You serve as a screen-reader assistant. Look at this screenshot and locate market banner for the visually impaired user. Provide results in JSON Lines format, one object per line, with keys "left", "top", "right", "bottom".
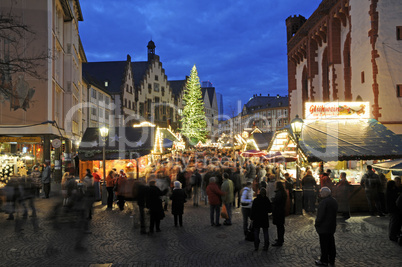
{"left": 305, "top": 102, "right": 369, "bottom": 119}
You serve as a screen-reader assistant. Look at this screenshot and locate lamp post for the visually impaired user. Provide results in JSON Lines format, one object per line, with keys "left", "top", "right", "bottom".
{"left": 290, "top": 114, "right": 304, "bottom": 215}
{"left": 99, "top": 126, "right": 109, "bottom": 205}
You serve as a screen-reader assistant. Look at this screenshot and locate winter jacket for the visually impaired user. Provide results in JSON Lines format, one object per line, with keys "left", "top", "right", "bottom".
{"left": 272, "top": 189, "right": 287, "bottom": 226}
{"left": 250, "top": 194, "right": 272, "bottom": 228}
{"left": 302, "top": 175, "right": 316, "bottom": 190}
{"left": 221, "top": 179, "right": 234, "bottom": 204}
{"left": 360, "top": 170, "right": 381, "bottom": 192}
{"left": 31, "top": 170, "right": 42, "bottom": 188}
{"left": 170, "top": 188, "right": 187, "bottom": 215}
{"left": 42, "top": 166, "right": 51, "bottom": 184}
{"left": 240, "top": 186, "right": 253, "bottom": 208}
{"left": 206, "top": 182, "right": 225, "bottom": 206}
{"left": 315, "top": 195, "right": 338, "bottom": 234}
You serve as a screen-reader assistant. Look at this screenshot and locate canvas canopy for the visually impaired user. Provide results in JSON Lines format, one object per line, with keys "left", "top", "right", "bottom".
{"left": 78, "top": 127, "right": 155, "bottom": 161}
{"left": 268, "top": 119, "right": 402, "bottom": 162}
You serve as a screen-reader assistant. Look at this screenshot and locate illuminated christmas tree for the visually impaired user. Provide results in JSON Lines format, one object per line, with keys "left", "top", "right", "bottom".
{"left": 180, "top": 65, "right": 208, "bottom": 145}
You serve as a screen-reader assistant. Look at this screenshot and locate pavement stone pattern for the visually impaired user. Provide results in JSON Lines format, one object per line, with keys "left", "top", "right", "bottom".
{"left": 1, "top": 193, "right": 401, "bottom": 267}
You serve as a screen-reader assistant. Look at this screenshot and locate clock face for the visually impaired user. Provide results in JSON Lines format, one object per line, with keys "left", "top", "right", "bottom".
{"left": 52, "top": 139, "right": 62, "bottom": 148}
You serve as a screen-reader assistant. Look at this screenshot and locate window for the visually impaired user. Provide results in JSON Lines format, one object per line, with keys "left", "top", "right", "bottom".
{"left": 105, "top": 110, "right": 110, "bottom": 120}
{"left": 361, "top": 71, "right": 365, "bottom": 83}
{"left": 148, "top": 84, "right": 152, "bottom": 94}
{"left": 284, "top": 109, "right": 288, "bottom": 116}
{"left": 104, "top": 81, "right": 108, "bottom": 87}
{"left": 105, "top": 97, "right": 110, "bottom": 105}
{"left": 397, "top": 26, "right": 402, "bottom": 40}
{"left": 139, "top": 103, "right": 144, "bottom": 116}
{"left": 161, "top": 86, "right": 165, "bottom": 96}
{"left": 126, "top": 85, "right": 129, "bottom": 92}
{"left": 154, "top": 83, "right": 160, "bottom": 92}
{"left": 397, "top": 84, "right": 402, "bottom": 97}
{"left": 99, "top": 94, "right": 104, "bottom": 102}
{"left": 155, "top": 75, "right": 159, "bottom": 81}
{"left": 91, "top": 107, "right": 96, "bottom": 116}
{"left": 91, "top": 89, "right": 97, "bottom": 99}
{"left": 124, "top": 99, "right": 127, "bottom": 107}
{"left": 128, "top": 100, "right": 131, "bottom": 109}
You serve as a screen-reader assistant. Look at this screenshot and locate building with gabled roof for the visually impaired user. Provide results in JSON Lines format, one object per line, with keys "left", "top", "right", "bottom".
{"left": 201, "top": 83, "right": 219, "bottom": 139}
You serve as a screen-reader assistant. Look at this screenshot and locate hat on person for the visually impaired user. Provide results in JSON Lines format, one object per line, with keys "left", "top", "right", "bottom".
{"left": 320, "top": 187, "right": 331, "bottom": 198}
{"left": 120, "top": 169, "right": 124, "bottom": 173}
{"left": 174, "top": 181, "right": 182, "bottom": 189}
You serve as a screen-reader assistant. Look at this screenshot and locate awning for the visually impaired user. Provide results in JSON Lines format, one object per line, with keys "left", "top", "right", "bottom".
{"left": 372, "top": 159, "right": 402, "bottom": 171}
{"left": 78, "top": 127, "right": 155, "bottom": 161}
{"left": 268, "top": 119, "right": 402, "bottom": 162}
{"left": 241, "top": 150, "right": 266, "bottom": 158}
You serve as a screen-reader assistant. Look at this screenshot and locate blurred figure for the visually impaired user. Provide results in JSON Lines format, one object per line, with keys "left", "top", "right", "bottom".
{"left": 105, "top": 170, "right": 115, "bottom": 209}
{"left": 42, "top": 162, "right": 51, "bottom": 198}
{"left": 272, "top": 181, "right": 287, "bottom": 247}
{"left": 221, "top": 172, "right": 234, "bottom": 225}
{"left": 206, "top": 177, "right": 225, "bottom": 227}
{"left": 360, "top": 165, "right": 384, "bottom": 216}
{"left": 115, "top": 169, "right": 128, "bottom": 211}
{"left": 191, "top": 168, "right": 202, "bottom": 207}
{"left": 83, "top": 169, "right": 95, "bottom": 220}
{"left": 386, "top": 179, "right": 402, "bottom": 242}
{"left": 241, "top": 181, "right": 254, "bottom": 236}
{"left": 170, "top": 181, "right": 187, "bottom": 227}
{"left": 31, "top": 166, "right": 42, "bottom": 198}
{"left": 147, "top": 180, "right": 167, "bottom": 233}
{"left": 284, "top": 173, "right": 295, "bottom": 214}
{"left": 231, "top": 165, "right": 242, "bottom": 208}
{"left": 137, "top": 179, "right": 149, "bottom": 234}
{"left": 266, "top": 174, "right": 276, "bottom": 202}
{"left": 335, "top": 172, "right": 353, "bottom": 220}
{"left": 250, "top": 188, "right": 272, "bottom": 251}
{"left": 92, "top": 168, "right": 101, "bottom": 201}
{"left": 302, "top": 170, "right": 317, "bottom": 213}
{"left": 61, "top": 172, "right": 70, "bottom": 206}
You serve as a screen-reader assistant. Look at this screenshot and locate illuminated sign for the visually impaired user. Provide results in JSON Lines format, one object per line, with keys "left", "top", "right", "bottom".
{"left": 305, "top": 102, "right": 370, "bottom": 119}
{"left": 0, "top": 137, "right": 42, "bottom": 143}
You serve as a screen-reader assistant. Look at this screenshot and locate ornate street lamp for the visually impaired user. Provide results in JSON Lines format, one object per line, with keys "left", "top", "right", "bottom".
{"left": 290, "top": 115, "right": 304, "bottom": 215}
{"left": 99, "top": 126, "right": 109, "bottom": 205}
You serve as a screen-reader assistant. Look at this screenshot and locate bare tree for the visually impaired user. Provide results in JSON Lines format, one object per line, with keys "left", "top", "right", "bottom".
{"left": 0, "top": 4, "right": 49, "bottom": 111}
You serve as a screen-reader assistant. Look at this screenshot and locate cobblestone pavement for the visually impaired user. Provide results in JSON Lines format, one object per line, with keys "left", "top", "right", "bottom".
{"left": 1, "top": 194, "right": 401, "bottom": 267}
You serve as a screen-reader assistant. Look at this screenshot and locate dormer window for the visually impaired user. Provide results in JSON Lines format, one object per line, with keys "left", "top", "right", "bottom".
{"left": 104, "top": 81, "right": 108, "bottom": 87}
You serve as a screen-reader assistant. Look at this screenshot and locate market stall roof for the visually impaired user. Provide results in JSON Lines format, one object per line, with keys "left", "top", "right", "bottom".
{"left": 78, "top": 127, "right": 155, "bottom": 161}
{"left": 268, "top": 119, "right": 402, "bottom": 162}
{"left": 372, "top": 159, "right": 402, "bottom": 171}
{"left": 252, "top": 132, "right": 274, "bottom": 151}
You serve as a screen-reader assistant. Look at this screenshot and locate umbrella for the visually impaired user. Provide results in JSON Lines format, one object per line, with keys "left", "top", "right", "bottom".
{"left": 240, "top": 150, "right": 266, "bottom": 158}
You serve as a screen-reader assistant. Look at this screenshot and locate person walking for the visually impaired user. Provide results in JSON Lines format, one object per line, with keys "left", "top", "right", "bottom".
{"left": 221, "top": 172, "right": 234, "bottom": 225}
{"left": 105, "top": 170, "right": 115, "bottom": 209}
{"left": 241, "top": 181, "right": 254, "bottom": 236}
{"left": 386, "top": 179, "right": 402, "bottom": 242}
{"left": 302, "top": 170, "right": 317, "bottom": 213}
{"left": 31, "top": 165, "right": 42, "bottom": 198}
{"left": 42, "top": 162, "right": 51, "bottom": 198}
{"left": 147, "top": 180, "right": 167, "bottom": 233}
{"left": 115, "top": 170, "right": 128, "bottom": 211}
{"left": 314, "top": 187, "right": 338, "bottom": 266}
{"left": 272, "top": 181, "right": 287, "bottom": 247}
{"left": 170, "top": 181, "right": 187, "bottom": 227}
{"left": 360, "top": 165, "right": 384, "bottom": 216}
{"left": 206, "top": 177, "right": 225, "bottom": 227}
{"left": 191, "top": 168, "right": 202, "bottom": 207}
{"left": 335, "top": 172, "right": 353, "bottom": 220}
{"left": 250, "top": 188, "right": 272, "bottom": 251}
{"left": 231, "top": 165, "right": 242, "bottom": 208}
{"left": 92, "top": 168, "right": 101, "bottom": 201}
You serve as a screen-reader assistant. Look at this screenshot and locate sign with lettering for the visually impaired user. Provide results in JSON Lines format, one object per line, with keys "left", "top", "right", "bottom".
{"left": 0, "top": 136, "right": 42, "bottom": 143}
{"left": 305, "top": 102, "right": 370, "bottom": 119}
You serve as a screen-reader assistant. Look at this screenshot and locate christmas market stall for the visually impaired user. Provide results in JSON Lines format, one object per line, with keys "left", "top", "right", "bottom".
{"left": 268, "top": 102, "right": 402, "bottom": 211}
{"left": 78, "top": 126, "right": 156, "bottom": 179}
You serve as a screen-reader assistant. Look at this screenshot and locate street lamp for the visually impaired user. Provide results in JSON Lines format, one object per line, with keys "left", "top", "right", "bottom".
{"left": 290, "top": 114, "right": 304, "bottom": 215}
{"left": 100, "top": 126, "right": 109, "bottom": 205}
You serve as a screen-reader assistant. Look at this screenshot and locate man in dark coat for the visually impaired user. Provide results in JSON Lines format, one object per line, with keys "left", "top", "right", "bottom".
{"left": 147, "top": 180, "right": 168, "bottom": 233}
{"left": 360, "top": 165, "right": 384, "bottom": 216}
{"left": 42, "top": 162, "right": 51, "bottom": 198}
{"left": 250, "top": 188, "right": 272, "bottom": 251}
{"left": 315, "top": 187, "right": 338, "bottom": 266}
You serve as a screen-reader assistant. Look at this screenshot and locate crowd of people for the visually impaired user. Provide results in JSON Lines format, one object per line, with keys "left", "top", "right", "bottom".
{"left": 2, "top": 149, "right": 402, "bottom": 262}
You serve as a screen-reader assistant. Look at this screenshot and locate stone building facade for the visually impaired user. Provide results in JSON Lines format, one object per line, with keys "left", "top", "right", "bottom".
{"left": 287, "top": 0, "right": 402, "bottom": 134}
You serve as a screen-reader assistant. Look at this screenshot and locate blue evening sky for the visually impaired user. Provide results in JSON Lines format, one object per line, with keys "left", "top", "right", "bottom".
{"left": 79, "top": 0, "right": 321, "bottom": 117}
